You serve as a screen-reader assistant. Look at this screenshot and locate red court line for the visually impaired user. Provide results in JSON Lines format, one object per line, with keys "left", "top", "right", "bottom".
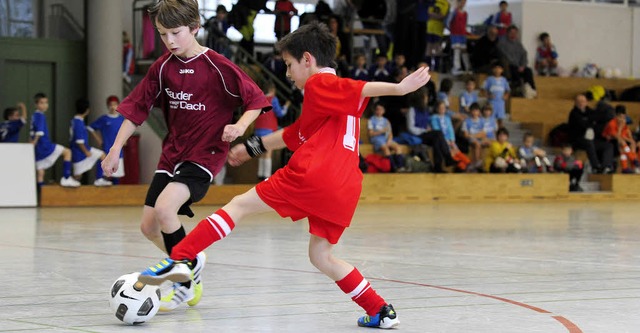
{"left": 372, "top": 278, "right": 583, "bottom": 333}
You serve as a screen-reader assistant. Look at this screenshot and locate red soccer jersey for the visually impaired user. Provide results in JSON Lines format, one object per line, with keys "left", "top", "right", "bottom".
{"left": 254, "top": 96, "right": 278, "bottom": 132}
{"left": 449, "top": 9, "right": 468, "bottom": 36}
{"left": 256, "top": 69, "right": 369, "bottom": 227}
{"left": 118, "top": 49, "right": 271, "bottom": 180}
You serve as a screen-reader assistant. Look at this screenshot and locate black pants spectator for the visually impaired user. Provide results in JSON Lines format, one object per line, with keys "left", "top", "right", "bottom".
{"left": 419, "top": 130, "right": 454, "bottom": 172}
{"left": 572, "top": 138, "right": 614, "bottom": 172}
{"left": 507, "top": 65, "right": 536, "bottom": 90}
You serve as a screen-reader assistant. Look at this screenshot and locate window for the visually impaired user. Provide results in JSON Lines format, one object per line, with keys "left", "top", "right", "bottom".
{"left": 0, "top": 0, "right": 34, "bottom": 38}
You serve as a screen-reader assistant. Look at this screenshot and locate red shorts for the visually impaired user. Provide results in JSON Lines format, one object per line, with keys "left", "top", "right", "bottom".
{"left": 256, "top": 180, "right": 346, "bottom": 244}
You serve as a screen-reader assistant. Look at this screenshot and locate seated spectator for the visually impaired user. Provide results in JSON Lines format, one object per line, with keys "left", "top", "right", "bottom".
{"left": 518, "top": 132, "right": 552, "bottom": 173}
{"left": 535, "top": 32, "right": 558, "bottom": 76}
{"left": 328, "top": 15, "right": 350, "bottom": 77}
{"left": 471, "top": 25, "right": 501, "bottom": 75}
{"left": 404, "top": 88, "right": 455, "bottom": 172}
{"left": 462, "top": 103, "right": 490, "bottom": 171}
{"left": 204, "top": 5, "right": 232, "bottom": 58}
{"left": 350, "top": 54, "right": 370, "bottom": 81}
{"left": 432, "top": 100, "right": 471, "bottom": 171}
{"left": 554, "top": 143, "right": 584, "bottom": 192}
{"left": 497, "top": 25, "right": 537, "bottom": 98}
{"left": 389, "top": 54, "right": 406, "bottom": 75}
{"left": 481, "top": 103, "right": 498, "bottom": 141}
{"left": 484, "top": 127, "right": 521, "bottom": 173}
{"left": 368, "top": 102, "right": 403, "bottom": 158}
{"left": 1, "top": 102, "right": 27, "bottom": 143}
{"left": 568, "top": 94, "right": 614, "bottom": 173}
{"left": 459, "top": 78, "right": 479, "bottom": 116}
{"left": 369, "top": 54, "right": 392, "bottom": 82}
{"left": 602, "top": 105, "right": 639, "bottom": 173}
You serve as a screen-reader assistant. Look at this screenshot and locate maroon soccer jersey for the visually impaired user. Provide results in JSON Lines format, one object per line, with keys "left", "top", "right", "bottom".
{"left": 256, "top": 69, "right": 369, "bottom": 227}
{"left": 118, "top": 49, "right": 270, "bottom": 179}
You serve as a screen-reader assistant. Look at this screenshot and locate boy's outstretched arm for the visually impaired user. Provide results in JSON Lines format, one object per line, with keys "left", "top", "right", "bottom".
{"left": 227, "top": 129, "right": 287, "bottom": 167}
{"left": 361, "top": 66, "right": 431, "bottom": 98}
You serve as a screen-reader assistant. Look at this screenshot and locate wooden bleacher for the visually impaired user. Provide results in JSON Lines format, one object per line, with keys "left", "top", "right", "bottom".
{"left": 533, "top": 76, "right": 640, "bottom": 100}
{"left": 39, "top": 172, "right": 640, "bottom": 207}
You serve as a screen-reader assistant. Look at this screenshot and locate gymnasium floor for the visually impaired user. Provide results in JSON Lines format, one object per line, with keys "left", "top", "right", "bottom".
{"left": 0, "top": 202, "right": 638, "bottom": 332}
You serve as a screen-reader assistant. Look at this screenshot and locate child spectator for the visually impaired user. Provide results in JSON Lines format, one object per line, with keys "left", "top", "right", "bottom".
{"left": 204, "top": 5, "right": 232, "bottom": 58}
{"left": 1, "top": 102, "right": 27, "bottom": 143}
{"left": 461, "top": 103, "right": 489, "bottom": 170}
{"left": 426, "top": 0, "right": 450, "bottom": 70}
{"left": 437, "top": 78, "right": 453, "bottom": 110}
{"left": 448, "top": 0, "right": 471, "bottom": 75}
{"left": 370, "top": 54, "right": 392, "bottom": 82}
{"left": 122, "top": 31, "right": 135, "bottom": 84}
{"left": 368, "top": 103, "right": 402, "bottom": 157}
{"left": 389, "top": 54, "right": 406, "bottom": 75}
{"left": 137, "top": 22, "right": 433, "bottom": 329}
{"left": 602, "top": 105, "right": 639, "bottom": 173}
{"left": 554, "top": 143, "right": 584, "bottom": 192}
{"left": 459, "top": 78, "right": 479, "bottom": 116}
{"left": 518, "top": 132, "right": 552, "bottom": 173}
{"left": 431, "top": 101, "right": 470, "bottom": 171}
{"left": 254, "top": 81, "right": 289, "bottom": 180}
{"left": 274, "top": 0, "right": 298, "bottom": 40}
{"left": 88, "top": 95, "right": 125, "bottom": 184}
{"left": 482, "top": 63, "right": 510, "bottom": 128}
{"left": 484, "top": 127, "right": 520, "bottom": 173}
{"left": 71, "top": 98, "right": 112, "bottom": 186}
{"left": 350, "top": 54, "right": 370, "bottom": 81}
{"left": 482, "top": 104, "right": 498, "bottom": 141}
{"left": 535, "top": 32, "right": 558, "bottom": 76}
{"left": 490, "top": 1, "right": 512, "bottom": 37}
{"left": 30, "top": 92, "right": 79, "bottom": 188}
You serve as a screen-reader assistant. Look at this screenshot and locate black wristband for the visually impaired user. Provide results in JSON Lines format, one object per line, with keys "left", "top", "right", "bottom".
{"left": 244, "top": 135, "right": 267, "bottom": 158}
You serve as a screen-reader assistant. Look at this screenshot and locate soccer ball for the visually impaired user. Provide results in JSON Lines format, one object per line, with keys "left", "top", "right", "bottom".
{"left": 109, "top": 272, "right": 161, "bottom": 325}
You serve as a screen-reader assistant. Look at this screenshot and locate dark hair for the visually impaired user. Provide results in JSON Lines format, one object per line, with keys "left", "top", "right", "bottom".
{"left": 506, "top": 25, "right": 518, "bottom": 33}
{"left": 523, "top": 132, "right": 534, "bottom": 140}
{"left": 148, "top": 0, "right": 200, "bottom": 31}
{"left": 439, "top": 78, "right": 453, "bottom": 94}
{"left": 499, "top": 1, "right": 508, "bottom": 6}
{"left": 216, "top": 4, "right": 228, "bottom": 14}
{"left": 75, "top": 98, "right": 90, "bottom": 115}
{"left": 561, "top": 142, "right": 573, "bottom": 149}
{"left": 615, "top": 105, "right": 627, "bottom": 115}
{"left": 260, "top": 80, "right": 276, "bottom": 94}
{"left": 465, "top": 77, "right": 476, "bottom": 84}
{"left": 497, "top": 127, "right": 509, "bottom": 137}
{"left": 408, "top": 87, "right": 429, "bottom": 109}
{"left": 3, "top": 107, "right": 18, "bottom": 120}
{"left": 482, "top": 104, "right": 493, "bottom": 112}
{"left": 538, "top": 32, "right": 550, "bottom": 42}
{"left": 275, "top": 21, "right": 336, "bottom": 68}
{"left": 34, "top": 92, "right": 47, "bottom": 104}
{"left": 469, "top": 102, "right": 480, "bottom": 111}
{"left": 490, "top": 60, "right": 503, "bottom": 69}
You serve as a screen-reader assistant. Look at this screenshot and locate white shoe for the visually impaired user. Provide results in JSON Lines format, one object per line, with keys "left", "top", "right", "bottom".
{"left": 60, "top": 177, "right": 81, "bottom": 187}
{"left": 159, "top": 282, "right": 195, "bottom": 311}
{"left": 523, "top": 83, "right": 537, "bottom": 99}
{"left": 93, "top": 178, "right": 113, "bottom": 186}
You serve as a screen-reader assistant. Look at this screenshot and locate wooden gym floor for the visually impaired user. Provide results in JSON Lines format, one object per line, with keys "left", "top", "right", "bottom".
{"left": 0, "top": 202, "right": 638, "bottom": 332}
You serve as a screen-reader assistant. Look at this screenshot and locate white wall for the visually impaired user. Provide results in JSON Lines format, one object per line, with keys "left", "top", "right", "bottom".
{"left": 633, "top": 7, "right": 640, "bottom": 79}
{"left": 0, "top": 144, "right": 37, "bottom": 207}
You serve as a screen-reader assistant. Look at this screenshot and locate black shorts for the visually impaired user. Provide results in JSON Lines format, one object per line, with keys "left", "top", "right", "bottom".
{"left": 144, "top": 162, "right": 211, "bottom": 218}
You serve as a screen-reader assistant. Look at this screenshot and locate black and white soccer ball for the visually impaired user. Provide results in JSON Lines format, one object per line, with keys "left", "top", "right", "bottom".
{"left": 109, "top": 272, "right": 161, "bottom": 325}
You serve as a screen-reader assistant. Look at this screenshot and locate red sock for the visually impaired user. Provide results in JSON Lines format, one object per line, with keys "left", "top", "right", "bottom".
{"left": 170, "top": 209, "right": 235, "bottom": 260}
{"left": 336, "top": 268, "right": 387, "bottom": 316}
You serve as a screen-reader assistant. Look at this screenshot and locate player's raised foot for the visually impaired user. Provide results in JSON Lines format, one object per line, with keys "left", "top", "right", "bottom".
{"left": 187, "top": 252, "right": 206, "bottom": 307}
{"left": 60, "top": 177, "right": 81, "bottom": 187}
{"left": 357, "top": 304, "right": 399, "bottom": 329}
{"left": 138, "top": 258, "right": 191, "bottom": 285}
{"left": 159, "top": 282, "right": 194, "bottom": 311}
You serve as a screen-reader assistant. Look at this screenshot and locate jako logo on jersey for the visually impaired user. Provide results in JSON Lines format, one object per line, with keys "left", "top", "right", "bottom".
{"left": 179, "top": 68, "right": 195, "bottom": 74}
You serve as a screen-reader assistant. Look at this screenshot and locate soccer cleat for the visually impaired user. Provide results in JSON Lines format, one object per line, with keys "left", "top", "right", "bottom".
{"left": 187, "top": 252, "right": 206, "bottom": 307}
{"left": 159, "top": 282, "right": 194, "bottom": 311}
{"left": 138, "top": 258, "right": 191, "bottom": 285}
{"left": 357, "top": 304, "right": 399, "bottom": 329}
{"left": 60, "top": 177, "right": 81, "bottom": 187}
{"left": 93, "top": 178, "right": 113, "bottom": 186}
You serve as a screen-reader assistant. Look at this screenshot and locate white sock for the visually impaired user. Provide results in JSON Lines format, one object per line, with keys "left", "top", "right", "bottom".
{"left": 453, "top": 48, "right": 461, "bottom": 70}
{"left": 258, "top": 158, "right": 265, "bottom": 178}
{"left": 462, "top": 52, "right": 471, "bottom": 71}
{"left": 264, "top": 158, "right": 272, "bottom": 177}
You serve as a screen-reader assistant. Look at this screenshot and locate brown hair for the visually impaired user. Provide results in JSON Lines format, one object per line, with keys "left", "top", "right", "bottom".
{"left": 148, "top": 0, "right": 200, "bottom": 31}
{"left": 275, "top": 21, "right": 336, "bottom": 68}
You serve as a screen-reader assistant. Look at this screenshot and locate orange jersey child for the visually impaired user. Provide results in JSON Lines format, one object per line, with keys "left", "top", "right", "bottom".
{"left": 602, "top": 106, "right": 638, "bottom": 173}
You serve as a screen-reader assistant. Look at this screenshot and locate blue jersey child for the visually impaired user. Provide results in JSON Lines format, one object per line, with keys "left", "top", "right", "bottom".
{"left": 89, "top": 95, "right": 125, "bottom": 183}
{"left": 1, "top": 102, "right": 27, "bottom": 143}
{"left": 71, "top": 98, "right": 112, "bottom": 186}
{"left": 482, "top": 63, "right": 510, "bottom": 127}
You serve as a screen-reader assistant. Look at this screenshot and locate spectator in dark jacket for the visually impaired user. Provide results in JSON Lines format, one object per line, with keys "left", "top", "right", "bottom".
{"left": 567, "top": 94, "right": 614, "bottom": 173}
{"left": 471, "top": 25, "right": 502, "bottom": 74}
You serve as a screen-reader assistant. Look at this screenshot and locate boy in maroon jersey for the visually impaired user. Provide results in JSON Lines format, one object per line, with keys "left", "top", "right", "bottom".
{"left": 138, "top": 22, "right": 431, "bottom": 329}
{"left": 102, "top": 0, "right": 271, "bottom": 311}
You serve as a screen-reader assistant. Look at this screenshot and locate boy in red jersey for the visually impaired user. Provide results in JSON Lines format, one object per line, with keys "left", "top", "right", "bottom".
{"left": 102, "top": 0, "right": 271, "bottom": 311}
{"left": 138, "top": 21, "right": 431, "bottom": 329}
